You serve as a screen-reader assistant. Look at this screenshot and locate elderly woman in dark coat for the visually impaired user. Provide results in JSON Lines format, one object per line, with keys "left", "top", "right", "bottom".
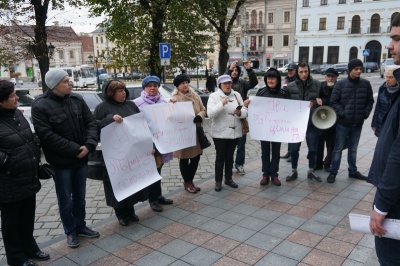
{"left": 0, "top": 80, "right": 49, "bottom": 266}
{"left": 90, "top": 80, "right": 147, "bottom": 226}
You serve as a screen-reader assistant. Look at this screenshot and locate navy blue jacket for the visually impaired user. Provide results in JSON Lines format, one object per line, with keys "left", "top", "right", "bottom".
{"left": 367, "top": 68, "right": 400, "bottom": 219}
{"left": 330, "top": 76, "right": 374, "bottom": 126}
{"left": 371, "top": 82, "right": 399, "bottom": 137}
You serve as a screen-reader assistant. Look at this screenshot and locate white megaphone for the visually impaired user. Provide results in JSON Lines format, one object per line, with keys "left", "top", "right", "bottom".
{"left": 311, "top": 106, "right": 337, "bottom": 130}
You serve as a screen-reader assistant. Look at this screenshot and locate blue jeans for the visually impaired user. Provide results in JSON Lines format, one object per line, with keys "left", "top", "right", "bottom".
{"left": 54, "top": 164, "right": 88, "bottom": 234}
{"left": 261, "top": 141, "right": 281, "bottom": 178}
{"left": 235, "top": 134, "right": 247, "bottom": 166}
{"left": 330, "top": 124, "right": 362, "bottom": 174}
{"left": 290, "top": 125, "right": 320, "bottom": 169}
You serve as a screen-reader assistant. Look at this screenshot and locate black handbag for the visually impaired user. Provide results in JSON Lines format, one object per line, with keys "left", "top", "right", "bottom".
{"left": 197, "top": 125, "right": 211, "bottom": 149}
{"left": 39, "top": 163, "right": 55, "bottom": 180}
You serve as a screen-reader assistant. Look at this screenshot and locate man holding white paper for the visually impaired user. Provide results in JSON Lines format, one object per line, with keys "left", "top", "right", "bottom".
{"left": 368, "top": 13, "right": 400, "bottom": 266}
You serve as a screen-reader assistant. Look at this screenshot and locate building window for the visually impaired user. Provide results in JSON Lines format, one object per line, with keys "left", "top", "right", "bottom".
{"left": 251, "top": 10, "right": 257, "bottom": 28}
{"left": 319, "top": 18, "right": 327, "bottom": 30}
{"left": 236, "top": 14, "right": 241, "bottom": 26}
{"left": 236, "top": 37, "right": 241, "bottom": 47}
{"left": 327, "top": 46, "right": 339, "bottom": 64}
{"left": 312, "top": 46, "right": 324, "bottom": 64}
{"left": 283, "top": 35, "right": 289, "bottom": 46}
{"left": 69, "top": 50, "right": 74, "bottom": 59}
{"left": 303, "top": 0, "right": 309, "bottom": 7}
{"left": 97, "top": 50, "right": 100, "bottom": 57}
{"left": 301, "top": 19, "right": 308, "bottom": 31}
{"left": 250, "top": 36, "right": 257, "bottom": 50}
{"left": 95, "top": 37, "right": 98, "bottom": 44}
{"left": 351, "top": 15, "right": 361, "bottom": 34}
{"left": 299, "top": 47, "right": 309, "bottom": 63}
{"left": 267, "top": 36, "right": 273, "bottom": 47}
{"left": 259, "top": 11, "right": 263, "bottom": 25}
{"left": 258, "top": 36, "right": 263, "bottom": 48}
{"left": 284, "top": 11, "right": 290, "bottom": 23}
{"left": 268, "top": 13, "right": 273, "bottom": 24}
{"left": 58, "top": 50, "right": 64, "bottom": 59}
{"left": 370, "top": 13, "right": 380, "bottom": 33}
{"left": 321, "top": 0, "right": 328, "bottom": 5}
{"left": 100, "top": 37, "right": 103, "bottom": 44}
{"left": 349, "top": 47, "right": 358, "bottom": 61}
{"left": 337, "top": 16, "right": 345, "bottom": 29}
{"left": 339, "top": 0, "right": 346, "bottom": 3}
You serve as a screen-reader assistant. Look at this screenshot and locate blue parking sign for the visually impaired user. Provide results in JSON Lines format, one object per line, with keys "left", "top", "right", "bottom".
{"left": 159, "top": 43, "right": 171, "bottom": 59}
{"left": 363, "top": 49, "right": 370, "bottom": 57}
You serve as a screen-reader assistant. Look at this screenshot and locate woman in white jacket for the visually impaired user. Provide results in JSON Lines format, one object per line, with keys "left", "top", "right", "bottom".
{"left": 207, "top": 75, "right": 248, "bottom": 192}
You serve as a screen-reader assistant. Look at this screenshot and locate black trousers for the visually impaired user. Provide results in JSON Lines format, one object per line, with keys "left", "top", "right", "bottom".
{"left": 213, "top": 138, "right": 239, "bottom": 183}
{"left": 148, "top": 165, "right": 163, "bottom": 203}
{"left": 1, "top": 194, "right": 40, "bottom": 266}
{"left": 316, "top": 127, "right": 336, "bottom": 167}
{"left": 179, "top": 155, "right": 201, "bottom": 182}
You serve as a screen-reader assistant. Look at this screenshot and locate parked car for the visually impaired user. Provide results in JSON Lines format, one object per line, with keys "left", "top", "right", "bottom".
{"left": 72, "top": 91, "right": 104, "bottom": 114}
{"left": 98, "top": 73, "right": 112, "bottom": 84}
{"left": 363, "top": 62, "right": 379, "bottom": 73}
{"left": 131, "top": 71, "right": 144, "bottom": 80}
{"left": 16, "top": 88, "right": 35, "bottom": 132}
{"left": 321, "top": 63, "right": 349, "bottom": 75}
{"left": 277, "top": 64, "right": 289, "bottom": 74}
{"left": 9, "top": 78, "right": 23, "bottom": 86}
{"left": 311, "top": 64, "right": 333, "bottom": 74}
{"left": 380, "top": 58, "right": 400, "bottom": 78}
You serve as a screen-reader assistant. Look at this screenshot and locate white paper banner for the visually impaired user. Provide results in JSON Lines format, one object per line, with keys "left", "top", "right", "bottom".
{"left": 349, "top": 213, "right": 400, "bottom": 240}
{"left": 100, "top": 113, "right": 161, "bottom": 202}
{"left": 248, "top": 97, "right": 310, "bottom": 143}
{"left": 143, "top": 102, "right": 196, "bottom": 153}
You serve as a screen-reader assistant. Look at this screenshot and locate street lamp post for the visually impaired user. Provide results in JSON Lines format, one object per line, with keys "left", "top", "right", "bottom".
{"left": 88, "top": 54, "right": 101, "bottom": 91}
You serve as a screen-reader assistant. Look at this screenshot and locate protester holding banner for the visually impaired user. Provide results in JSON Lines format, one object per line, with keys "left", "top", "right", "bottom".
{"left": 170, "top": 74, "right": 207, "bottom": 193}
{"left": 244, "top": 68, "right": 287, "bottom": 186}
{"left": 92, "top": 80, "right": 148, "bottom": 226}
{"left": 207, "top": 74, "right": 248, "bottom": 192}
{"left": 133, "top": 76, "right": 174, "bottom": 212}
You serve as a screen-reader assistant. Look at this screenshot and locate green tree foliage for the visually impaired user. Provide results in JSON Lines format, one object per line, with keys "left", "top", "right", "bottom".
{"left": 85, "top": 0, "right": 214, "bottom": 78}
{"left": 0, "top": 0, "right": 82, "bottom": 91}
{"left": 196, "top": 0, "right": 245, "bottom": 75}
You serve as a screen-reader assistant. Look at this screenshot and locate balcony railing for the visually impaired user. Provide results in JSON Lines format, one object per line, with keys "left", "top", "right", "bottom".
{"left": 367, "top": 26, "right": 381, "bottom": 34}
{"left": 349, "top": 27, "right": 361, "bottom": 34}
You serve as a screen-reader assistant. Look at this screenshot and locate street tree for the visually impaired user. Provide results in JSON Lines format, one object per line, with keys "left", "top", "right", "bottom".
{"left": 85, "top": 0, "right": 214, "bottom": 78}
{"left": 0, "top": 0, "right": 82, "bottom": 92}
{"left": 196, "top": 0, "right": 245, "bottom": 75}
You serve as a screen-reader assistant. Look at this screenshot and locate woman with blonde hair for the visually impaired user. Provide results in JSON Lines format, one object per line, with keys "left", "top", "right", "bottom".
{"left": 170, "top": 74, "right": 206, "bottom": 193}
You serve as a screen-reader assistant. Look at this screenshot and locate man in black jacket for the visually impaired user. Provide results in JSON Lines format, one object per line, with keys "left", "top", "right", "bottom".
{"left": 32, "top": 69, "right": 99, "bottom": 248}
{"left": 369, "top": 14, "right": 400, "bottom": 265}
{"left": 225, "top": 61, "right": 258, "bottom": 175}
{"left": 327, "top": 59, "right": 374, "bottom": 183}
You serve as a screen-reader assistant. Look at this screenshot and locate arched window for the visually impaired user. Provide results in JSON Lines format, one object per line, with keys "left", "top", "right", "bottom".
{"left": 246, "top": 12, "right": 249, "bottom": 28}
{"left": 251, "top": 10, "right": 257, "bottom": 28}
{"left": 236, "top": 14, "right": 241, "bottom": 26}
{"left": 391, "top": 12, "right": 400, "bottom": 28}
{"left": 349, "top": 47, "right": 358, "bottom": 61}
{"left": 259, "top": 11, "right": 263, "bottom": 25}
{"left": 370, "top": 14, "right": 380, "bottom": 33}
{"left": 351, "top": 15, "right": 361, "bottom": 34}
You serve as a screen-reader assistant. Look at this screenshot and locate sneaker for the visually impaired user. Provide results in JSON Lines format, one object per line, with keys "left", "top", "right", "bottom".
{"left": 225, "top": 179, "right": 238, "bottom": 188}
{"left": 307, "top": 171, "right": 322, "bottom": 182}
{"left": 349, "top": 171, "right": 367, "bottom": 180}
{"left": 235, "top": 164, "right": 245, "bottom": 175}
{"left": 272, "top": 177, "right": 281, "bottom": 186}
{"left": 77, "top": 226, "right": 100, "bottom": 238}
{"left": 286, "top": 171, "right": 298, "bottom": 182}
{"left": 260, "top": 176, "right": 270, "bottom": 185}
{"left": 324, "top": 165, "right": 331, "bottom": 172}
{"left": 280, "top": 152, "right": 290, "bottom": 159}
{"left": 327, "top": 173, "right": 336, "bottom": 183}
{"left": 67, "top": 232, "right": 79, "bottom": 248}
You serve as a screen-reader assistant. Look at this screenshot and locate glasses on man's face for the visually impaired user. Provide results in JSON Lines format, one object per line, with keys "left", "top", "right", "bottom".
{"left": 386, "top": 76, "right": 395, "bottom": 80}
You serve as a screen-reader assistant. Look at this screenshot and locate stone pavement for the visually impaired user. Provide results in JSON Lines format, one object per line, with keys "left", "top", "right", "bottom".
{"left": 0, "top": 115, "right": 381, "bottom": 265}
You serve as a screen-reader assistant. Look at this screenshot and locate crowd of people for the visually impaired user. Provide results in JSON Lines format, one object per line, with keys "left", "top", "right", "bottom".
{"left": 2, "top": 14, "right": 400, "bottom": 266}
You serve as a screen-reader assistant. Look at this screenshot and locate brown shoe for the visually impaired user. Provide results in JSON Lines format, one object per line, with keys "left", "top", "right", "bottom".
{"left": 183, "top": 182, "right": 197, "bottom": 193}
{"left": 191, "top": 181, "right": 201, "bottom": 192}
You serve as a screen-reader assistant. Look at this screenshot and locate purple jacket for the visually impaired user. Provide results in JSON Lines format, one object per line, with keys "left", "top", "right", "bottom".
{"left": 133, "top": 93, "right": 173, "bottom": 164}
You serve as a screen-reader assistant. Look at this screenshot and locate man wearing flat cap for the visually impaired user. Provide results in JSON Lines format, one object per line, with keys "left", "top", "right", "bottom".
{"left": 315, "top": 68, "right": 339, "bottom": 175}
{"left": 32, "top": 69, "right": 99, "bottom": 248}
{"left": 327, "top": 59, "right": 374, "bottom": 183}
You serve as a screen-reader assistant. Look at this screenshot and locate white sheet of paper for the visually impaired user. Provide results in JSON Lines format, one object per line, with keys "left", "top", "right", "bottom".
{"left": 248, "top": 97, "right": 310, "bottom": 142}
{"left": 349, "top": 213, "right": 400, "bottom": 240}
{"left": 143, "top": 102, "right": 196, "bottom": 153}
{"left": 100, "top": 113, "right": 161, "bottom": 202}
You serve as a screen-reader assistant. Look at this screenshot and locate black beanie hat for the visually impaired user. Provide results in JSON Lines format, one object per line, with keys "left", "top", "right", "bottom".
{"left": 348, "top": 59, "right": 363, "bottom": 73}
{"left": 173, "top": 74, "right": 191, "bottom": 87}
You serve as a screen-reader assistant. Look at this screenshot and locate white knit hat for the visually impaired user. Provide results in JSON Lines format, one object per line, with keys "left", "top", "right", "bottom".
{"left": 45, "top": 69, "right": 69, "bottom": 90}
{"left": 217, "top": 74, "right": 232, "bottom": 86}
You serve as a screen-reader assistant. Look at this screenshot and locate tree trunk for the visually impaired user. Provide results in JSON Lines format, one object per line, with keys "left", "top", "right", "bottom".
{"left": 218, "top": 33, "right": 230, "bottom": 76}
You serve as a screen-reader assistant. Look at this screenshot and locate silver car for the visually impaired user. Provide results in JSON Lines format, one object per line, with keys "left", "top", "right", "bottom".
{"left": 380, "top": 58, "right": 400, "bottom": 78}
